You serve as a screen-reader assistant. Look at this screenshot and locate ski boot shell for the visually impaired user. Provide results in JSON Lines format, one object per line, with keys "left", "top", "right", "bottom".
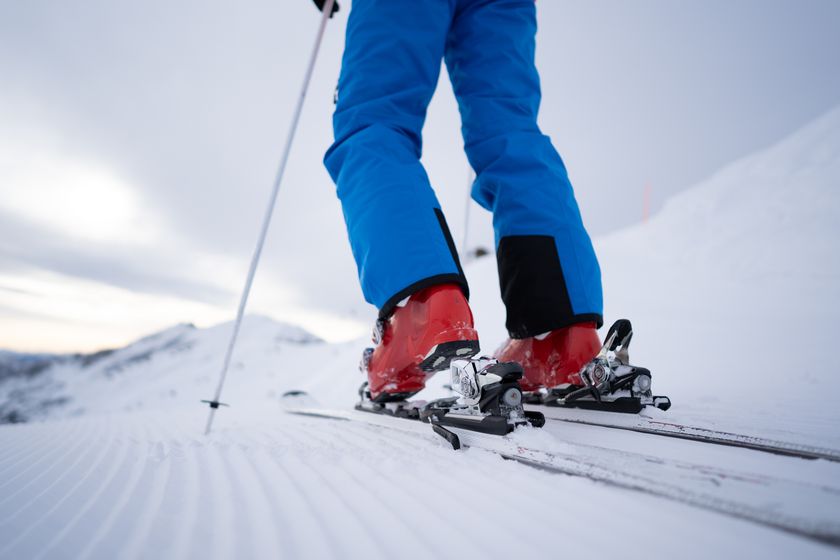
{"left": 494, "top": 322, "right": 601, "bottom": 392}
{"left": 361, "top": 283, "right": 479, "bottom": 402}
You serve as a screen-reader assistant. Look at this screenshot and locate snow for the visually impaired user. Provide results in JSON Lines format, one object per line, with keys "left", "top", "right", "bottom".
{"left": 4, "top": 409, "right": 836, "bottom": 560}
{"left": 2, "top": 107, "right": 840, "bottom": 558}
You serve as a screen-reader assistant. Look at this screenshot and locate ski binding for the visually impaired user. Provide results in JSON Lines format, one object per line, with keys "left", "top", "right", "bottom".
{"left": 539, "top": 319, "right": 672, "bottom": 413}
{"left": 357, "top": 357, "right": 544, "bottom": 449}
{"left": 422, "top": 357, "right": 545, "bottom": 437}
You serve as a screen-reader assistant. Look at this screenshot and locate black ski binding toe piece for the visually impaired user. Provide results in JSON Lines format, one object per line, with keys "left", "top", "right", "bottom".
{"left": 355, "top": 358, "right": 544, "bottom": 450}
{"left": 420, "top": 358, "right": 545, "bottom": 444}
{"left": 544, "top": 319, "right": 671, "bottom": 413}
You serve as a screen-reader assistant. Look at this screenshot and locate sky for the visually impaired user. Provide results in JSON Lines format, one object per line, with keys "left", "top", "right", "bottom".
{"left": 1, "top": 0, "right": 839, "bottom": 352}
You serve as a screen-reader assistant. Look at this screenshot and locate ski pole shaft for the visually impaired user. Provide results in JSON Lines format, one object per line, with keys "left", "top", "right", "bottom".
{"left": 204, "top": 0, "right": 336, "bottom": 435}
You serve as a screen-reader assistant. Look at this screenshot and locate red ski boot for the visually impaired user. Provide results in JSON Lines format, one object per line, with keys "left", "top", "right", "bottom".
{"left": 362, "top": 284, "right": 480, "bottom": 402}
{"left": 494, "top": 321, "right": 601, "bottom": 393}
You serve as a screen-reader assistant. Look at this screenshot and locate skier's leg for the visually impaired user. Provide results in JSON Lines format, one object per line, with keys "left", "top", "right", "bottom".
{"left": 324, "top": 0, "right": 467, "bottom": 320}
{"left": 325, "top": 1, "right": 478, "bottom": 402}
{"left": 445, "top": 0, "right": 602, "bottom": 388}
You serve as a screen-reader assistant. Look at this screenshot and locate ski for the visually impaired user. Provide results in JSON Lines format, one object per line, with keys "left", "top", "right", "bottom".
{"left": 283, "top": 403, "right": 840, "bottom": 549}
{"left": 531, "top": 405, "right": 840, "bottom": 463}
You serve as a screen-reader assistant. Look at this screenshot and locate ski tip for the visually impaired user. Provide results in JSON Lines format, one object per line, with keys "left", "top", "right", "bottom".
{"left": 279, "top": 390, "right": 319, "bottom": 408}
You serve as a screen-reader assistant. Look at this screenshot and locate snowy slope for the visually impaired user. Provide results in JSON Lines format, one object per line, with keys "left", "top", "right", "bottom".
{"left": 5, "top": 407, "right": 839, "bottom": 560}
{"left": 2, "top": 107, "right": 840, "bottom": 559}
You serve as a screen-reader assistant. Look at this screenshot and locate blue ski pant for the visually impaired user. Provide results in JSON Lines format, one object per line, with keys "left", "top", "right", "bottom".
{"left": 324, "top": 0, "right": 603, "bottom": 337}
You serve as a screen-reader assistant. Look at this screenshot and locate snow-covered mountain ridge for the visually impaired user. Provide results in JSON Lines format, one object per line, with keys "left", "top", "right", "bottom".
{"left": 0, "top": 316, "right": 322, "bottom": 423}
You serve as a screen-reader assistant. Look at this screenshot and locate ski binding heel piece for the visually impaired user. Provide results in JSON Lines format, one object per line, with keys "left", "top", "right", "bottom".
{"left": 421, "top": 357, "right": 545, "bottom": 442}
{"left": 355, "top": 381, "right": 424, "bottom": 419}
{"left": 546, "top": 319, "right": 672, "bottom": 413}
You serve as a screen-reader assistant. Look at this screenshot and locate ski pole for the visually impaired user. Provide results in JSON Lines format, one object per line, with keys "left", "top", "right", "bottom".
{"left": 203, "top": 0, "right": 337, "bottom": 435}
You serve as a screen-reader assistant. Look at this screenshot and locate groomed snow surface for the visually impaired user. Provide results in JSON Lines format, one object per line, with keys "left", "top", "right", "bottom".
{"left": 2, "top": 107, "right": 840, "bottom": 559}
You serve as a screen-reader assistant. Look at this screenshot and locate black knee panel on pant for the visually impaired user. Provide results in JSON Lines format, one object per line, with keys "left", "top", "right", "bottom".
{"left": 497, "top": 235, "right": 602, "bottom": 339}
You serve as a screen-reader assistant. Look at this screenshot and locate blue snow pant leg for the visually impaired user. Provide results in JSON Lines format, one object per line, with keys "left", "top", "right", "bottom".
{"left": 324, "top": 0, "right": 467, "bottom": 319}
{"left": 445, "top": 0, "right": 603, "bottom": 337}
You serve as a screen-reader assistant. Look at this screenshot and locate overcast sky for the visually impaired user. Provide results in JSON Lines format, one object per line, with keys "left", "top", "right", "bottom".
{"left": 1, "top": 0, "right": 839, "bottom": 352}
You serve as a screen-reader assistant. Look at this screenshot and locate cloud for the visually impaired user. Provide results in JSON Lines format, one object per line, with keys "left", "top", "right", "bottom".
{"left": 0, "top": 208, "right": 232, "bottom": 305}
{"left": 0, "top": 262, "right": 228, "bottom": 350}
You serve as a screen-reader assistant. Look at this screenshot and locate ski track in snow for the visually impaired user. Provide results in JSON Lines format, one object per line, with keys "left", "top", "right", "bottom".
{"left": 0, "top": 418, "right": 98, "bottom": 526}
{"left": 32, "top": 423, "right": 130, "bottom": 560}
{"left": 76, "top": 420, "right": 151, "bottom": 560}
{"left": 3, "top": 420, "right": 115, "bottom": 556}
{"left": 164, "top": 437, "right": 201, "bottom": 560}
{"left": 315, "top": 424, "right": 497, "bottom": 557}
{"left": 119, "top": 426, "right": 174, "bottom": 560}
